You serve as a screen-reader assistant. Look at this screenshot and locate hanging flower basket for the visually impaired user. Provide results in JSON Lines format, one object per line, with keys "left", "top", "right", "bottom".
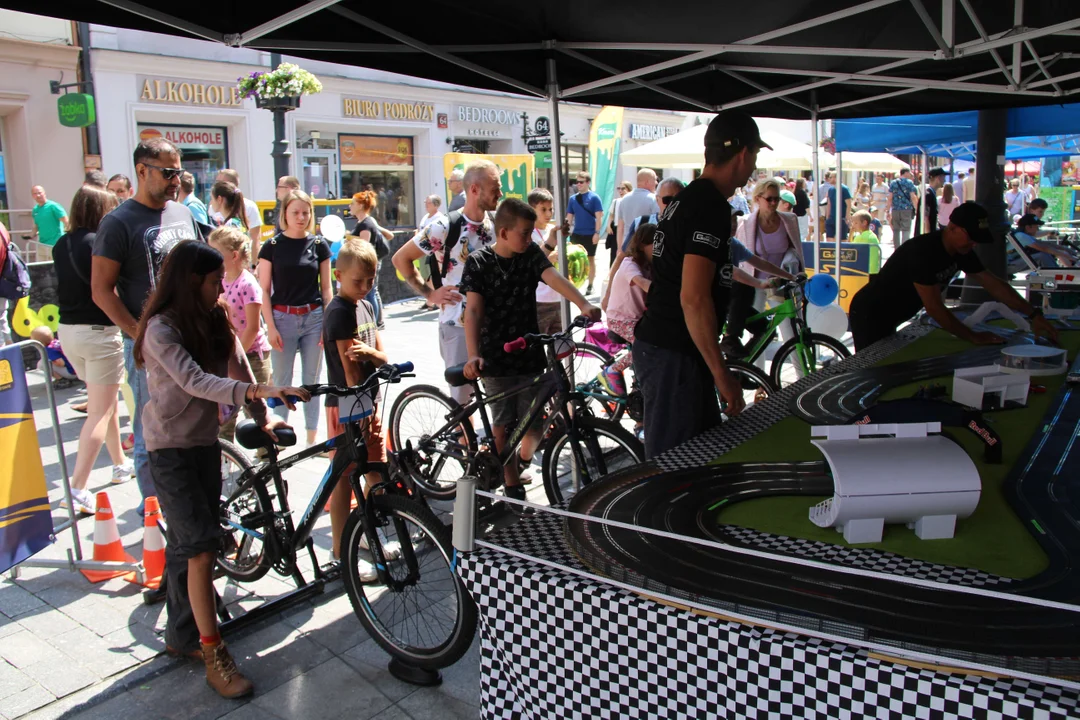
{"left": 255, "top": 95, "right": 302, "bottom": 111}
{"left": 238, "top": 62, "right": 322, "bottom": 111}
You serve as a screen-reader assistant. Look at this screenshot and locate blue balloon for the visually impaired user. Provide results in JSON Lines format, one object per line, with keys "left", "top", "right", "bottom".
{"left": 806, "top": 273, "right": 839, "bottom": 307}
{"left": 330, "top": 240, "right": 342, "bottom": 260}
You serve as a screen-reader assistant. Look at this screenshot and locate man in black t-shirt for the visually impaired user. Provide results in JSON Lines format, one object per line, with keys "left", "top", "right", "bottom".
{"left": 914, "top": 166, "right": 946, "bottom": 233}
{"left": 848, "top": 201, "right": 1059, "bottom": 351}
{"left": 634, "top": 111, "right": 772, "bottom": 459}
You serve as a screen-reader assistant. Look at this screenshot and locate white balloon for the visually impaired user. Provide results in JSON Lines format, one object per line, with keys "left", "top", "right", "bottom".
{"left": 807, "top": 302, "right": 849, "bottom": 341}
{"left": 319, "top": 214, "right": 346, "bottom": 243}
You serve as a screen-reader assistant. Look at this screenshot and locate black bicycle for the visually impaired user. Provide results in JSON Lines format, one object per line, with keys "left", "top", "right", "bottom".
{"left": 217, "top": 362, "right": 477, "bottom": 670}
{"left": 389, "top": 317, "right": 645, "bottom": 506}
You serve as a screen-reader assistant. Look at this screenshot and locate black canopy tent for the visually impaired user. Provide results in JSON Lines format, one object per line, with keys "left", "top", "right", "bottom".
{"left": 15, "top": 0, "right": 1080, "bottom": 299}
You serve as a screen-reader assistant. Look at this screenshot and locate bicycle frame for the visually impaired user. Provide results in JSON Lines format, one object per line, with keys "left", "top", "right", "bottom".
{"left": 419, "top": 344, "right": 590, "bottom": 474}
{"left": 223, "top": 418, "right": 388, "bottom": 560}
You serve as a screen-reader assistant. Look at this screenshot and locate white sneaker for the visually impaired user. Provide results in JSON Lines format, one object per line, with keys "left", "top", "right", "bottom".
{"left": 355, "top": 557, "right": 379, "bottom": 583}
{"left": 359, "top": 529, "right": 402, "bottom": 561}
{"left": 111, "top": 461, "right": 135, "bottom": 484}
{"left": 60, "top": 488, "right": 95, "bottom": 515}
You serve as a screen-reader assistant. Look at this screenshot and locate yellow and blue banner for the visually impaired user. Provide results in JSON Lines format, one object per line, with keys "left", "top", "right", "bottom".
{"left": 0, "top": 344, "right": 53, "bottom": 573}
{"left": 588, "top": 106, "right": 624, "bottom": 235}
{"left": 802, "top": 242, "right": 872, "bottom": 312}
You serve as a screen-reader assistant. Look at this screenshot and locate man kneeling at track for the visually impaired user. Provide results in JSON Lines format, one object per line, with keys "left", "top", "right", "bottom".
{"left": 847, "top": 201, "right": 1058, "bottom": 352}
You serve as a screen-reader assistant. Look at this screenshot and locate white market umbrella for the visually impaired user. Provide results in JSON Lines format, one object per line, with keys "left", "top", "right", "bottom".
{"left": 838, "top": 152, "right": 910, "bottom": 173}
{"left": 620, "top": 126, "right": 835, "bottom": 171}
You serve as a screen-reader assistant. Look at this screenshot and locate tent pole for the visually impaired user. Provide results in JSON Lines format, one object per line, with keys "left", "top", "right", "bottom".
{"left": 920, "top": 151, "right": 929, "bottom": 233}
{"left": 811, "top": 98, "right": 820, "bottom": 271}
{"left": 835, "top": 151, "right": 842, "bottom": 289}
{"left": 546, "top": 56, "right": 571, "bottom": 330}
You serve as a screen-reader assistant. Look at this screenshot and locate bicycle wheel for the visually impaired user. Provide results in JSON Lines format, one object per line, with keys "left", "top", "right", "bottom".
{"left": 388, "top": 385, "right": 477, "bottom": 501}
{"left": 572, "top": 342, "right": 625, "bottom": 422}
{"left": 722, "top": 360, "right": 776, "bottom": 417}
{"left": 217, "top": 440, "right": 272, "bottom": 583}
{"left": 542, "top": 416, "right": 644, "bottom": 505}
{"left": 769, "top": 333, "right": 851, "bottom": 389}
{"left": 343, "top": 494, "right": 477, "bottom": 669}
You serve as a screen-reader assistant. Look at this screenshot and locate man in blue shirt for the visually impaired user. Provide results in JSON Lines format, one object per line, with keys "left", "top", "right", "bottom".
{"left": 886, "top": 169, "right": 919, "bottom": 245}
{"left": 564, "top": 171, "right": 604, "bottom": 293}
{"left": 825, "top": 180, "right": 852, "bottom": 241}
{"left": 179, "top": 171, "right": 209, "bottom": 226}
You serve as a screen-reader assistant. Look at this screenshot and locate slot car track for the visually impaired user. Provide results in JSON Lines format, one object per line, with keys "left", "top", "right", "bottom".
{"left": 565, "top": 333, "right": 1080, "bottom": 673}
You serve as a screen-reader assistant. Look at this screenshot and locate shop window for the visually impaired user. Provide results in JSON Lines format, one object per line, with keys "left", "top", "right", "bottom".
{"left": 339, "top": 134, "right": 415, "bottom": 229}
{"left": 137, "top": 123, "right": 229, "bottom": 205}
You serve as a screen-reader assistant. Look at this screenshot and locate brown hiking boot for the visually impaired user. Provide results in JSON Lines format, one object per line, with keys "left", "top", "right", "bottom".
{"left": 202, "top": 642, "right": 254, "bottom": 699}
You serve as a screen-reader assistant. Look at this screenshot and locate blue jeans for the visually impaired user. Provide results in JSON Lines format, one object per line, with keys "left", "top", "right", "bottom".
{"left": 271, "top": 308, "right": 323, "bottom": 431}
{"left": 123, "top": 336, "right": 154, "bottom": 499}
{"left": 365, "top": 282, "right": 383, "bottom": 328}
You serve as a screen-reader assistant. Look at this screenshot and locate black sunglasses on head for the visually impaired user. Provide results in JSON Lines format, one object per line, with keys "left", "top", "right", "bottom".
{"left": 141, "top": 163, "right": 183, "bottom": 181}
{"left": 659, "top": 195, "right": 674, "bottom": 205}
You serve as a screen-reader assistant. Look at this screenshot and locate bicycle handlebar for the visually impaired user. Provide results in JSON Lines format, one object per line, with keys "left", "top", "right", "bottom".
{"left": 503, "top": 315, "right": 593, "bottom": 354}
{"left": 265, "top": 361, "right": 414, "bottom": 407}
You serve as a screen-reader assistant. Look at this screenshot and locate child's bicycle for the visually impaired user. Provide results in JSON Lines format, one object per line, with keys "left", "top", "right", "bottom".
{"left": 388, "top": 316, "right": 645, "bottom": 506}
{"left": 728, "top": 275, "right": 851, "bottom": 388}
{"left": 217, "top": 362, "right": 477, "bottom": 670}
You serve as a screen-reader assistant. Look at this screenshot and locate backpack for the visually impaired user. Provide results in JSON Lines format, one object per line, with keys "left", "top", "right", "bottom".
{"left": 427, "top": 210, "right": 465, "bottom": 289}
{"left": 0, "top": 226, "right": 31, "bottom": 300}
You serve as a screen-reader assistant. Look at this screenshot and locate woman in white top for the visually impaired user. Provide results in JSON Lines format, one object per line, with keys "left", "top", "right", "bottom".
{"left": 417, "top": 194, "right": 444, "bottom": 231}
{"left": 871, "top": 174, "right": 889, "bottom": 221}
{"left": 853, "top": 180, "right": 872, "bottom": 214}
{"left": 937, "top": 183, "right": 961, "bottom": 228}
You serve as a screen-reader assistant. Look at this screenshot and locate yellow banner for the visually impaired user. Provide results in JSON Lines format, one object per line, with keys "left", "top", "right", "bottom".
{"left": 0, "top": 345, "right": 52, "bottom": 572}
{"left": 442, "top": 153, "right": 535, "bottom": 206}
{"left": 588, "top": 106, "right": 624, "bottom": 233}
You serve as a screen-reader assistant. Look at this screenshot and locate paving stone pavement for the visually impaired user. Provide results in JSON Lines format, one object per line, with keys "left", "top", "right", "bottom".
{"left": 1, "top": 296, "right": 540, "bottom": 720}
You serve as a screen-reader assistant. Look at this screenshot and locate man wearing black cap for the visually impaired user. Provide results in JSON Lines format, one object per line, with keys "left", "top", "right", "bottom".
{"left": 633, "top": 111, "right": 771, "bottom": 459}
{"left": 915, "top": 167, "right": 947, "bottom": 233}
{"left": 848, "top": 201, "right": 1058, "bottom": 351}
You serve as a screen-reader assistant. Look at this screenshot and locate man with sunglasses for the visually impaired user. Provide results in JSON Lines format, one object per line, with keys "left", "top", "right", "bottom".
{"left": 601, "top": 177, "right": 684, "bottom": 312}
{"left": 92, "top": 138, "right": 199, "bottom": 504}
{"left": 634, "top": 111, "right": 770, "bottom": 459}
{"left": 565, "top": 171, "right": 604, "bottom": 294}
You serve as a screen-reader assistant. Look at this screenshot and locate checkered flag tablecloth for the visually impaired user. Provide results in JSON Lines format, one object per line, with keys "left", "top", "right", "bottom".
{"left": 460, "top": 546, "right": 1080, "bottom": 719}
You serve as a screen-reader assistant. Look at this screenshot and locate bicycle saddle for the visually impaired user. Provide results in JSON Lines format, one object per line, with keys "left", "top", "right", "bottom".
{"left": 444, "top": 363, "right": 473, "bottom": 387}
{"left": 235, "top": 420, "right": 297, "bottom": 451}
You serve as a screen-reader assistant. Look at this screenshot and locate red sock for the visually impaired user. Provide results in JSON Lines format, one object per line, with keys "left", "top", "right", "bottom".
{"left": 200, "top": 634, "right": 221, "bottom": 647}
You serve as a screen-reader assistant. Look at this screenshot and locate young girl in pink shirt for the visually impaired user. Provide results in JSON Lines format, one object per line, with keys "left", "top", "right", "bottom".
{"left": 599, "top": 223, "right": 655, "bottom": 396}
{"left": 209, "top": 226, "right": 273, "bottom": 441}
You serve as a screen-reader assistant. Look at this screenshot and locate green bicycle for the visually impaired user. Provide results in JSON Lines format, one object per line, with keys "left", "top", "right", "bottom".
{"left": 729, "top": 275, "right": 851, "bottom": 389}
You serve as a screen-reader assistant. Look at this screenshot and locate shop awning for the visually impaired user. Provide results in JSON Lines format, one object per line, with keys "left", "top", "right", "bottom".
{"left": 12, "top": 1, "right": 1080, "bottom": 119}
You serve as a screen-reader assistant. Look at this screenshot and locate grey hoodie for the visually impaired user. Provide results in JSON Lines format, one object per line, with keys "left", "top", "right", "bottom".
{"left": 141, "top": 315, "right": 268, "bottom": 452}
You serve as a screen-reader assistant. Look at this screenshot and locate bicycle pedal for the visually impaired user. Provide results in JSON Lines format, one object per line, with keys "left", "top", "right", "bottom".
{"left": 239, "top": 511, "right": 275, "bottom": 529}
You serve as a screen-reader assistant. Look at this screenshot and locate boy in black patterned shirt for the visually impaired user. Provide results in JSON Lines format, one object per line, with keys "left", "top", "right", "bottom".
{"left": 459, "top": 198, "right": 600, "bottom": 501}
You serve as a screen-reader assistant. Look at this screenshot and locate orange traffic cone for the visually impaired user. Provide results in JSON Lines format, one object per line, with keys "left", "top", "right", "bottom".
{"left": 128, "top": 496, "right": 165, "bottom": 589}
{"left": 80, "top": 491, "right": 137, "bottom": 582}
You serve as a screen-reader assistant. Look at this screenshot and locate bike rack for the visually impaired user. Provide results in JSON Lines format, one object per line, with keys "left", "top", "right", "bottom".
{"left": 7, "top": 340, "right": 144, "bottom": 583}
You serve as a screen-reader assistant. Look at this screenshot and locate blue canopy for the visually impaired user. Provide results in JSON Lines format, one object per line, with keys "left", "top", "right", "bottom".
{"left": 834, "top": 104, "right": 1080, "bottom": 159}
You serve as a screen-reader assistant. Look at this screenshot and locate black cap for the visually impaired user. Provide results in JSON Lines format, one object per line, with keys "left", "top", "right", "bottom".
{"left": 928, "top": 167, "right": 947, "bottom": 178}
{"left": 948, "top": 201, "right": 994, "bottom": 243}
{"left": 1017, "top": 213, "right": 1043, "bottom": 228}
{"left": 704, "top": 111, "right": 773, "bottom": 154}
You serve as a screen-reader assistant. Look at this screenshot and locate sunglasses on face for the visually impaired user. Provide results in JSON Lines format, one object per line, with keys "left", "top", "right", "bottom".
{"left": 142, "top": 163, "right": 183, "bottom": 181}
{"left": 576, "top": 180, "right": 588, "bottom": 185}
{"left": 761, "top": 196, "right": 780, "bottom": 204}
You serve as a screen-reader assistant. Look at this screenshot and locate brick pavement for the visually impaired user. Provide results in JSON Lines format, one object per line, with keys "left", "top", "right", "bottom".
{"left": 0, "top": 298, "right": 495, "bottom": 720}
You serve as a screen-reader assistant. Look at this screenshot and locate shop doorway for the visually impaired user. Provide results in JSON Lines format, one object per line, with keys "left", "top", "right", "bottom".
{"left": 300, "top": 150, "right": 339, "bottom": 200}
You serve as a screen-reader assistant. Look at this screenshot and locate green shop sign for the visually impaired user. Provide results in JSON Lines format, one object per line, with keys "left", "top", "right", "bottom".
{"left": 533, "top": 151, "right": 552, "bottom": 170}
{"left": 57, "top": 94, "right": 96, "bottom": 128}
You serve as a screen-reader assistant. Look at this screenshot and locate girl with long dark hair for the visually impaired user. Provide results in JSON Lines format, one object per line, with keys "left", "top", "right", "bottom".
{"left": 134, "top": 240, "right": 307, "bottom": 699}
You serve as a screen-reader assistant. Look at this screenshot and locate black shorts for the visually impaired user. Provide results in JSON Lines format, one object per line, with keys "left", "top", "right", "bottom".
{"left": 149, "top": 445, "right": 223, "bottom": 559}
{"left": 572, "top": 233, "right": 598, "bottom": 257}
{"left": 848, "top": 287, "right": 897, "bottom": 352}
{"left": 482, "top": 374, "right": 546, "bottom": 433}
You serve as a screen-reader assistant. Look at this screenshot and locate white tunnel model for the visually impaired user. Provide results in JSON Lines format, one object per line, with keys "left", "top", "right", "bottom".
{"left": 808, "top": 423, "right": 981, "bottom": 544}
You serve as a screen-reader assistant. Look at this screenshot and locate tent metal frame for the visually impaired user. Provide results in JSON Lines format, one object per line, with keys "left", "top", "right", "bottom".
{"left": 91, "top": 0, "right": 1080, "bottom": 114}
